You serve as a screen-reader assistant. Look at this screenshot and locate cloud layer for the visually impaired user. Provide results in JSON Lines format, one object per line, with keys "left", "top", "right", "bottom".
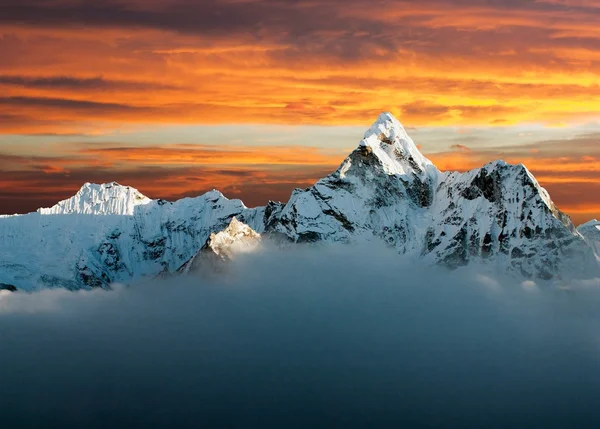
{"left": 1, "top": 245, "right": 600, "bottom": 428}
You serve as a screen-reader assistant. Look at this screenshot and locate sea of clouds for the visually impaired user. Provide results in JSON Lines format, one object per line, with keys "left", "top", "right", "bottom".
{"left": 1, "top": 243, "right": 600, "bottom": 428}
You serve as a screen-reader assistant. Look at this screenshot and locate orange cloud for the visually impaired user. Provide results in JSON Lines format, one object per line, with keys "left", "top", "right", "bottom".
{"left": 2, "top": 138, "right": 600, "bottom": 224}
{"left": 78, "top": 145, "right": 345, "bottom": 167}
{"left": 1, "top": 0, "right": 600, "bottom": 132}
{"left": 0, "top": 144, "right": 342, "bottom": 214}
{"left": 1, "top": 0, "right": 600, "bottom": 223}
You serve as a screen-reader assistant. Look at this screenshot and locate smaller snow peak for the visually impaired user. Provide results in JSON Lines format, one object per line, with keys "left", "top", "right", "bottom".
{"left": 203, "top": 189, "right": 227, "bottom": 201}
{"left": 81, "top": 181, "right": 119, "bottom": 190}
{"left": 577, "top": 219, "right": 600, "bottom": 259}
{"left": 226, "top": 216, "right": 249, "bottom": 233}
{"left": 38, "top": 182, "right": 152, "bottom": 216}
{"left": 481, "top": 160, "right": 531, "bottom": 179}
{"left": 200, "top": 189, "right": 252, "bottom": 209}
{"left": 76, "top": 182, "right": 131, "bottom": 197}
{"left": 578, "top": 219, "right": 599, "bottom": 229}
{"left": 179, "top": 217, "right": 262, "bottom": 274}
{"left": 488, "top": 160, "right": 508, "bottom": 168}
{"left": 206, "top": 217, "right": 262, "bottom": 259}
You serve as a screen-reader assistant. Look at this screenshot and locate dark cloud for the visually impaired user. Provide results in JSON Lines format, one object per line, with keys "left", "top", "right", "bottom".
{"left": 0, "top": 75, "right": 179, "bottom": 91}
{"left": 0, "top": 112, "right": 79, "bottom": 134}
{"left": 517, "top": 133, "right": 600, "bottom": 155}
{"left": 0, "top": 96, "right": 149, "bottom": 111}
{"left": 0, "top": 112, "right": 30, "bottom": 123}
{"left": 433, "top": 132, "right": 600, "bottom": 161}
{"left": 0, "top": 0, "right": 298, "bottom": 36}
{"left": 450, "top": 144, "right": 472, "bottom": 152}
{"left": 0, "top": 152, "right": 77, "bottom": 165}
{"left": 1, "top": 245, "right": 600, "bottom": 428}
{"left": 1, "top": 0, "right": 598, "bottom": 64}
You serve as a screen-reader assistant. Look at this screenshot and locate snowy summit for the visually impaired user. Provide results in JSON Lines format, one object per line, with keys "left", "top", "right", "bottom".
{"left": 38, "top": 182, "right": 152, "bottom": 216}
{"left": 357, "top": 112, "right": 437, "bottom": 179}
{"left": 178, "top": 217, "right": 262, "bottom": 275}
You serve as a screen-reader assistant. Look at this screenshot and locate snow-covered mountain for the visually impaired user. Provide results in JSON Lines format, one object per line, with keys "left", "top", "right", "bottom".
{"left": 268, "top": 113, "right": 595, "bottom": 279}
{"left": 37, "top": 182, "right": 153, "bottom": 215}
{"left": 578, "top": 220, "right": 600, "bottom": 259}
{"left": 0, "top": 186, "right": 272, "bottom": 291}
{"left": 0, "top": 113, "right": 597, "bottom": 291}
{"left": 178, "top": 217, "right": 262, "bottom": 275}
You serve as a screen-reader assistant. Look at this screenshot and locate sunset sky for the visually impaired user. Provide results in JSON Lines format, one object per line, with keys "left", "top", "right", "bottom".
{"left": 1, "top": 0, "right": 599, "bottom": 225}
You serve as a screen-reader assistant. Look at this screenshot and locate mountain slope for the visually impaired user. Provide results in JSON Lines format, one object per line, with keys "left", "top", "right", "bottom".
{"left": 0, "top": 112, "right": 597, "bottom": 290}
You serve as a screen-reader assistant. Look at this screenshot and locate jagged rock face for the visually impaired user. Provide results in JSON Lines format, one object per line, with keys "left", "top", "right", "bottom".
{"left": 430, "top": 162, "right": 591, "bottom": 279}
{"left": 178, "top": 217, "right": 262, "bottom": 275}
{"left": 0, "top": 112, "right": 597, "bottom": 290}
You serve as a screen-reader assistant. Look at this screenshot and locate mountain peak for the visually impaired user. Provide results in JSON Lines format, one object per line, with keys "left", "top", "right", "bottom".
{"left": 178, "top": 217, "right": 262, "bottom": 274}
{"left": 358, "top": 112, "right": 437, "bottom": 179}
{"left": 206, "top": 217, "right": 262, "bottom": 259}
{"left": 369, "top": 112, "right": 405, "bottom": 131}
{"left": 579, "top": 219, "right": 600, "bottom": 229}
{"left": 577, "top": 219, "right": 600, "bottom": 259}
{"left": 38, "top": 182, "right": 152, "bottom": 216}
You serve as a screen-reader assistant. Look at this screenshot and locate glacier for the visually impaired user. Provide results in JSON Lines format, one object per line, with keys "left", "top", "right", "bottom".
{"left": 0, "top": 112, "right": 598, "bottom": 291}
